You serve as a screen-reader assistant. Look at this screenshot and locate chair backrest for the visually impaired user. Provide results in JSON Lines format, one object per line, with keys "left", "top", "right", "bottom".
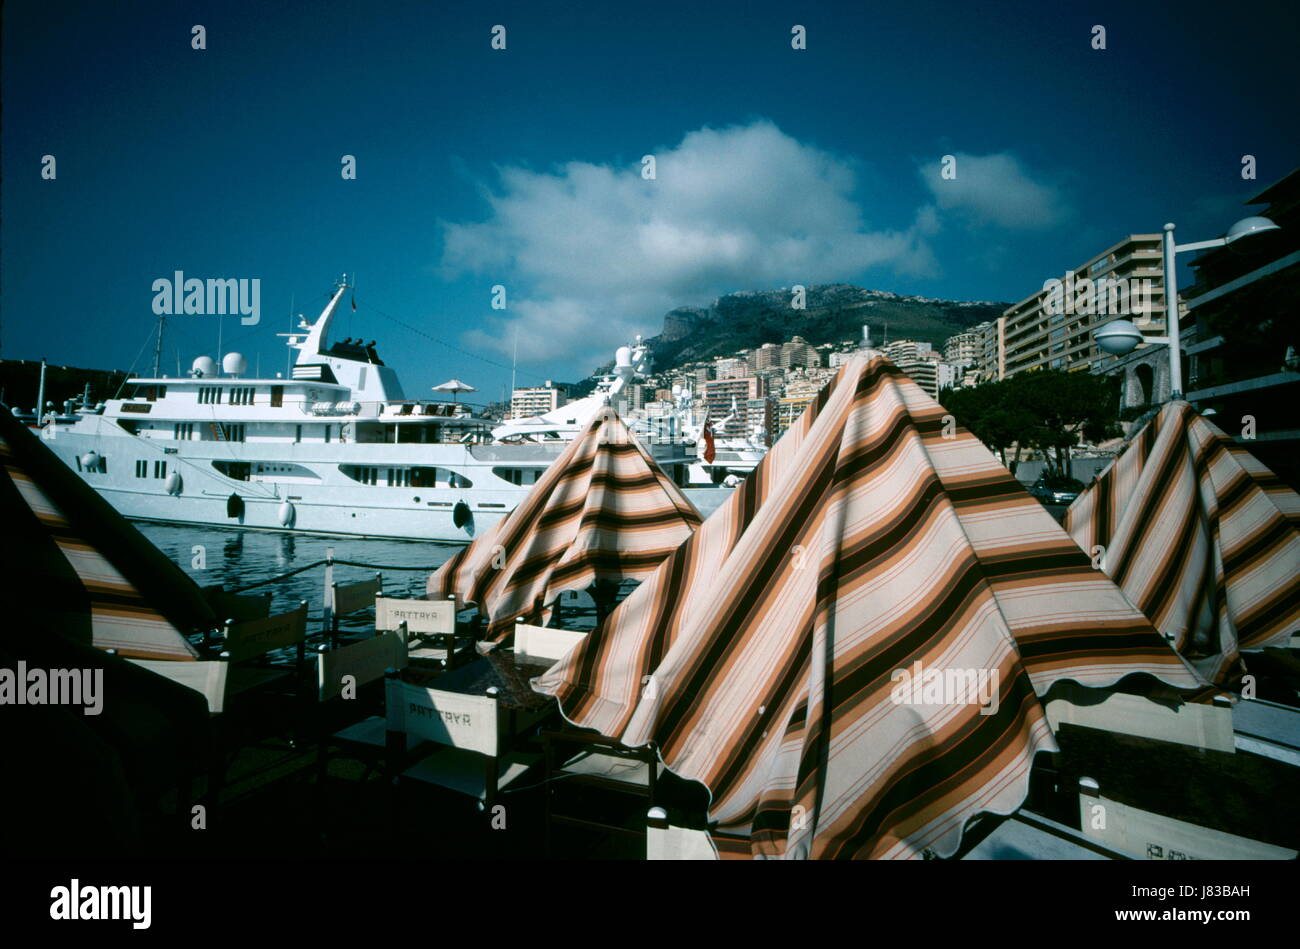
{"left": 385, "top": 675, "right": 501, "bottom": 756}
{"left": 209, "top": 589, "right": 273, "bottom": 623}
{"left": 222, "top": 601, "right": 308, "bottom": 664}
{"left": 129, "top": 658, "right": 230, "bottom": 714}
{"left": 376, "top": 595, "right": 456, "bottom": 636}
{"left": 513, "top": 620, "right": 587, "bottom": 664}
{"left": 316, "top": 629, "right": 408, "bottom": 702}
{"left": 332, "top": 574, "right": 383, "bottom": 617}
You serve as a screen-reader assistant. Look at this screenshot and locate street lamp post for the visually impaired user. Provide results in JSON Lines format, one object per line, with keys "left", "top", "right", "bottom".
{"left": 1095, "top": 216, "right": 1280, "bottom": 402}
{"left": 1161, "top": 223, "right": 1184, "bottom": 398}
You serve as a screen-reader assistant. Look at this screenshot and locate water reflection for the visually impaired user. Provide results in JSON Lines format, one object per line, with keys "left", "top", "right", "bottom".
{"left": 138, "top": 523, "right": 462, "bottom": 622}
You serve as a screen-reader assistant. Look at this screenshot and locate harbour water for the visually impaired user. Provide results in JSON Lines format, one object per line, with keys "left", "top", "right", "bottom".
{"left": 138, "top": 522, "right": 463, "bottom": 624}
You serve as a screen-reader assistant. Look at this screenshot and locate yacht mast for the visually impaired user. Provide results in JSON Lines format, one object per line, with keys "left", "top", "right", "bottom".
{"left": 152, "top": 314, "right": 166, "bottom": 378}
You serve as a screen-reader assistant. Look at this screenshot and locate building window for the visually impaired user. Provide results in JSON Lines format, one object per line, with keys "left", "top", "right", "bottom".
{"left": 135, "top": 460, "right": 148, "bottom": 478}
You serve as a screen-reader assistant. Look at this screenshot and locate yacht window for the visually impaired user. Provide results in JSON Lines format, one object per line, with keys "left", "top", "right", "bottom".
{"left": 342, "top": 465, "right": 379, "bottom": 485}
{"left": 213, "top": 461, "right": 251, "bottom": 481}
{"left": 408, "top": 467, "right": 471, "bottom": 489}
{"left": 135, "top": 460, "right": 147, "bottom": 478}
{"left": 154, "top": 460, "right": 167, "bottom": 478}
{"left": 324, "top": 425, "right": 331, "bottom": 443}
{"left": 270, "top": 387, "right": 283, "bottom": 408}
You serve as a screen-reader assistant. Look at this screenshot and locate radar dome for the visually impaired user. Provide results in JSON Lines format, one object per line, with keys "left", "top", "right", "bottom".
{"left": 614, "top": 346, "right": 632, "bottom": 368}
{"left": 222, "top": 352, "right": 248, "bottom": 376}
{"left": 191, "top": 356, "right": 217, "bottom": 378}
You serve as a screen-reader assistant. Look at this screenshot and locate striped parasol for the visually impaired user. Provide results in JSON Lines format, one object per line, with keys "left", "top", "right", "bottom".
{"left": 427, "top": 406, "right": 702, "bottom": 641}
{"left": 1063, "top": 401, "right": 1300, "bottom": 684}
{"left": 534, "top": 355, "right": 1201, "bottom": 859}
{"left": 0, "top": 407, "right": 216, "bottom": 659}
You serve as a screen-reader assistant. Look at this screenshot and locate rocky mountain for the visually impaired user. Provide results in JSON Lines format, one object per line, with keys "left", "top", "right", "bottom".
{"left": 642, "top": 284, "right": 1008, "bottom": 370}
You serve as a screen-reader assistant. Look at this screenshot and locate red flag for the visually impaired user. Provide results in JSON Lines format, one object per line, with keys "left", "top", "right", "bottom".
{"left": 702, "top": 420, "right": 716, "bottom": 464}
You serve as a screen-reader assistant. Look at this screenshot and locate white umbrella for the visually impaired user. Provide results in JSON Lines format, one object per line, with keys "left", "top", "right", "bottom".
{"left": 431, "top": 378, "right": 477, "bottom": 404}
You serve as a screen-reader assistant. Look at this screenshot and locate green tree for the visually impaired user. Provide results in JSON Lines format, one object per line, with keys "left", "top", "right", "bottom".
{"left": 943, "top": 370, "right": 1120, "bottom": 476}
{"left": 1007, "top": 370, "right": 1121, "bottom": 476}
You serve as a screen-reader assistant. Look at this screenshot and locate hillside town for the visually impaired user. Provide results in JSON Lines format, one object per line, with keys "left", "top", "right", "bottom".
{"left": 503, "top": 166, "right": 1297, "bottom": 479}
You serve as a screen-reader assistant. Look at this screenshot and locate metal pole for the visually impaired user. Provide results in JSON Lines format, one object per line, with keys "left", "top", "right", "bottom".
{"left": 1162, "top": 223, "right": 1184, "bottom": 400}
{"left": 152, "top": 314, "right": 165, "bottom": 378}
{"left": 35, "top": 358, "right": 47, "bottom": 420}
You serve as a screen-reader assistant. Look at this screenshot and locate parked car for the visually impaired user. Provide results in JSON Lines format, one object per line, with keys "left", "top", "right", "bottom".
{"left": 1029, "top": 473, "right": 1085, "bottom": 506}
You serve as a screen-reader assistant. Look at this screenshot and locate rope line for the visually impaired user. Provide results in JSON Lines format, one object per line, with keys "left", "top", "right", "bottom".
{"left": 224, "top": 556, "right": 445, "bottom": 592}
{"left": 329, "top": 558, "right": 445, "bottom": 571}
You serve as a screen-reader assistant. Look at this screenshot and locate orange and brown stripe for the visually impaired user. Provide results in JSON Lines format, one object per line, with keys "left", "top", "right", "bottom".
{"left": 535, "top": 356, "right": 1202, "bottom": 859}
{"left": 426, "top": 408, "right": 701, "bottom": 640}
{"left": 1064, "top": 401, "right": 1300, "bottom": 683}
{"left": 1, "top": 435, "right": 199, "bottom": 660}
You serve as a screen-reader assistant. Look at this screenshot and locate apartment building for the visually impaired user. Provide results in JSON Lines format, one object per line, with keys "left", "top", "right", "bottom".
{"left": 704, "top": 376, "right": 765, "bottom": 436}
{"left": 713, "top": 357, "right": 749, "bottom": 380}
{"left": 944, "top": 329, "right": 983, "bottom": 368}
{"left": 980, "top": 317, "right": 1006, "bottom": 382}
{"left": 510, "top": 381, "right": 567, "bottom": 418}
{"left": 1001, "top": 234, "right": 1168, "bottom": 378}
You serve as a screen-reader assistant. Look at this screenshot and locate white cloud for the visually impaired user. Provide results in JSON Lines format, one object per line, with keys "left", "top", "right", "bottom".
{"left": 440, "top": 121, "right": 936, "bottom": 368}
{"left": 919, "top": 152, "right": 1068, "bottom": 230}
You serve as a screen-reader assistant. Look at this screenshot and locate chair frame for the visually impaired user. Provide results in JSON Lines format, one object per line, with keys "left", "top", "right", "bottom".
{"left": 326, "top": 572, "right": 384, "bottom": 648}
{"left": 542, "top": 726, "right": 660, "bottom": 856}
{"left": 377, "top": 593, "right": 466, "bottom": 667}
{"left": 384, "top": 670, "right": 533, "bottom": 825}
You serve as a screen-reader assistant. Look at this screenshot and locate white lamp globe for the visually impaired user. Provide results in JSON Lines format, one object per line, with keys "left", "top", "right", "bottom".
{"left": 1095, "top": 320, "right": 1144, "bottom": 356}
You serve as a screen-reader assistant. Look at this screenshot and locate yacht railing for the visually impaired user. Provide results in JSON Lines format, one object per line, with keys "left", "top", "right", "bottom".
{"left": 295, "top": 399, "right": 491, "bottom": 420}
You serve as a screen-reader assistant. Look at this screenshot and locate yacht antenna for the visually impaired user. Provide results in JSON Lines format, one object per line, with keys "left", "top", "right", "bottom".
{"left": 152, "top": 314, "right": 166, "bottom": 377}
{"left": 287, "top": 294, "right": 295, "bottom": 377}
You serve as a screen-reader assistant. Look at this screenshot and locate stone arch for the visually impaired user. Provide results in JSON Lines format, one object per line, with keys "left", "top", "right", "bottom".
{"left": 1134, "top": 363, "right": 1155, "bottom": 406}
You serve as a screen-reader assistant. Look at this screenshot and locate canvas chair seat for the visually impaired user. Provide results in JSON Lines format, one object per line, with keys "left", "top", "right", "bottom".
{"left": 402, "top": 747, "right": 538, "bottom": 802}
{"left": 561, "top": 748, "right": 661, "bottom": 786}
{"left": 335, "top": 715, "right": 422, "bottom": 752}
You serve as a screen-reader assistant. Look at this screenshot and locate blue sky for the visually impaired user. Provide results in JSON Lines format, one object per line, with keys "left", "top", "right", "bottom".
{"left": 3, "top": 0, "right": 1297, "bottom": 401}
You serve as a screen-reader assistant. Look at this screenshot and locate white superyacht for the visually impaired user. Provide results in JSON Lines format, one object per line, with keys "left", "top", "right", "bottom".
{"left": 36, "top": 278, "right": 711, "bottom": 542}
